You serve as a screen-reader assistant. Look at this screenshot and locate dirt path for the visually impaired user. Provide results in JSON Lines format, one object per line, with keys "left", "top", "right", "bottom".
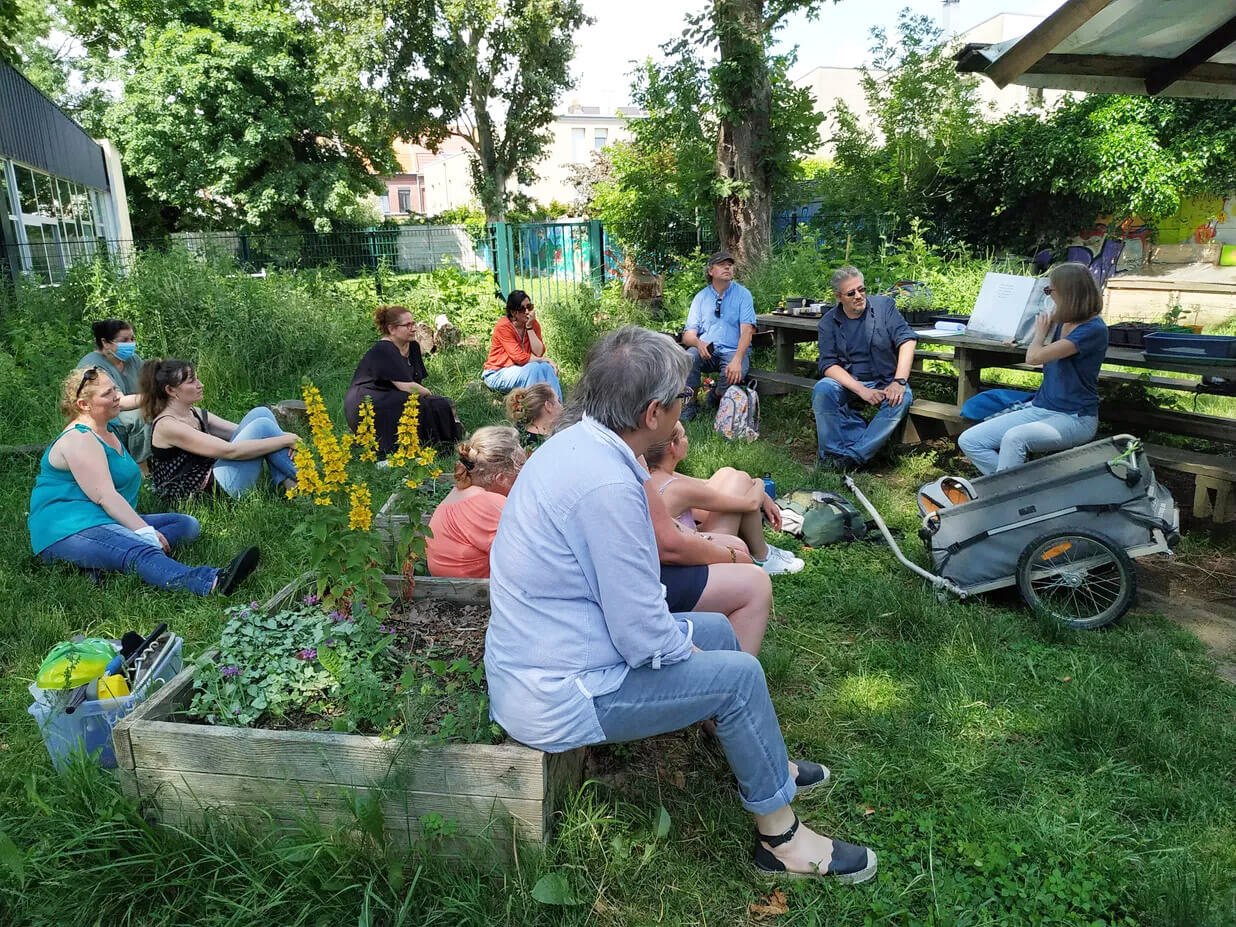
{"left": 1140, "top": 588, "right": 1236, "bottom": 684}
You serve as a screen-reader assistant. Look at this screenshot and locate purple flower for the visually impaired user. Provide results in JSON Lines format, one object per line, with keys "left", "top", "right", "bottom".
{"left": 233, "top": 708, "right": 241, "bottom": 715}
{"left": 346, "top": 616, "right": 355, "bottom": 623}
{"left": 324, "top": 638, "right": 336, "bottom": 647}
{"left": 378, "top": 624, "right": 387, "bottom": 632}
{"left": 221, "top": 665, "right": 241, "bottom": 677}
{"left": 329, "top": 610, "right": 345, "bottom": 622}
{"left": 302, "top": 594, "right": 320, "bottom": 606}
{"left": 296, "top": 648, "right": 317, "bottom": 661}
{"left": 250, "top": 601, "right": 258, "bottom": 609}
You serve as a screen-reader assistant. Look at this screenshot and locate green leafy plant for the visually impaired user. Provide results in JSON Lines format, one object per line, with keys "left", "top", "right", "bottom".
{"left": 288, "top": 382, "right": 441, "bottom": 610}
{"left": 403, "top": 655, "right": 502, "bottom": 745}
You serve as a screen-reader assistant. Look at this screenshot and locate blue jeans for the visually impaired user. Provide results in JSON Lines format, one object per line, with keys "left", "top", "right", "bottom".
{"left": 592, "top": 612, "right": 796, "bottom": 815}
{"left": 812, "top": 377, "right": 913, "bottom": 464}
{"left": 483, "top": 363, "right": 563, "bottom": 400}
{"left": 41, "top": 513, "right": 218, "bottom": 596}
{"left": 212, "top": 407, "right": 297, "bottom": 498}
{"left": 958, "top": 404, "right": 1098, "bottom": 475}
{"left": 685, "top": 346, "right": 750, "bottom": 392}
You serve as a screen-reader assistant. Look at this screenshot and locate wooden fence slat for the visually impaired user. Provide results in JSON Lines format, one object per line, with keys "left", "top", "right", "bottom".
{"left": 128, "top": 722, "right": 547, "bottom": 799}
{"left": 135, "top": 768, "right": 545, "bottom": 840}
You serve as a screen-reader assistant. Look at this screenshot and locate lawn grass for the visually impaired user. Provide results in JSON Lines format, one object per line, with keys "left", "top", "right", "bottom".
{"left": 1, "top": 261, "right": 1235, "bottom": 925}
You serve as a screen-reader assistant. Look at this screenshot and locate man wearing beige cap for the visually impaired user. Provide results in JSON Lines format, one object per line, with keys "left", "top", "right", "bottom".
{"left": 679, "top": 251, "right": 757, "bottom": 422}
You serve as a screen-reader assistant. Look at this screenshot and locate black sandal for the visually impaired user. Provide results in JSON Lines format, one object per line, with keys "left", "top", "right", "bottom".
{"left": 792, "top": 759, "right": 830, "bottom": 794}
{"left": 753, "top": 814, "right": 877, "bottom": 883}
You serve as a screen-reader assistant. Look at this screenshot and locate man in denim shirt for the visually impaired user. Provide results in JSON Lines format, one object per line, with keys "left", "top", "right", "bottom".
{"left": 680, "top": 251, "right": 757, "bottom": 421}
{"left": 485, "top": 325, "right": 877, "bottom": 883}
{"left": 812, "top": 265, "right": 917, "bottom": 468}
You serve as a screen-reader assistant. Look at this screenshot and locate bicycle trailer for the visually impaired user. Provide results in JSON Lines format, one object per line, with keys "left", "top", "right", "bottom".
{"left": 847, "top": 435, "right": 1179, "bottom": 628}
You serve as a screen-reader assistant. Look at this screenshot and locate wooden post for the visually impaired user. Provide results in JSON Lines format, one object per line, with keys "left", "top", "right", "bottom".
{"left": 775, "top": 329, "right": 796, "bottom": 375}
{"left": 954, "top": 346, "right": 983, "bottom": 406}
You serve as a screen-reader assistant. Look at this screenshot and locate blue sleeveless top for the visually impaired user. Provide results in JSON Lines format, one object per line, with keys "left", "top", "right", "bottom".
{"left": 28, "top": 423, "right": 142, "bottom": 554}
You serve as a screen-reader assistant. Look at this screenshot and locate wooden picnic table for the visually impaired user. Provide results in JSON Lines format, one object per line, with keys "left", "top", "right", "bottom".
{"left": 752, "top": 312, "right": 1236, "bottom": 522}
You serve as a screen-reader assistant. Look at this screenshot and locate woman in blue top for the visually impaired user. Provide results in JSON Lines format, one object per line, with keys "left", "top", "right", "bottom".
{"left": 958, "top": 263, "right": 1107, "bottom": 474}
{"left": 29, "top": 367, "right": 260, "bottom": 595}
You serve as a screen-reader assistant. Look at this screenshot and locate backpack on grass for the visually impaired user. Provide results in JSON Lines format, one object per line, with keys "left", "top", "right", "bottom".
{"left": 775, "top": 490, "right": 872, "bottom": 547}
{"left": 714, "top": 385, "right": 760, "bottom": 441}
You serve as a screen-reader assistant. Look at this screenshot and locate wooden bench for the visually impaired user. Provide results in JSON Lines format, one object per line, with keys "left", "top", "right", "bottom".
{"left": 1144, "top": 444, "right": 1236, "bottom": 523}
{"left": 749, "top": 367, "right": 967, "bottom": 442}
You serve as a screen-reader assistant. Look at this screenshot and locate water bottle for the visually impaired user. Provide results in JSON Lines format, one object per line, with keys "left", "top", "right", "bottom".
{"left": 762, "top": 474, "right": 776, "bottom": 501}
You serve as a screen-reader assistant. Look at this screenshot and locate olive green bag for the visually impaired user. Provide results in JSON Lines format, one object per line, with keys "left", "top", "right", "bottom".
{"left": 775, "top": 490, "right": 871, "bottom": 547}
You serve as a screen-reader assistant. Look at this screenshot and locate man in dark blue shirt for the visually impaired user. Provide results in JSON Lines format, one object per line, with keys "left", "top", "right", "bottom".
{"left": 812, "top": 266, "right": 917, "bottom": 468}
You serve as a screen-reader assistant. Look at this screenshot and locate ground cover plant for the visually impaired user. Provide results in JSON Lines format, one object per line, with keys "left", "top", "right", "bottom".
{"left": 1, "top": 252, "right": 1234, "bottom": 925}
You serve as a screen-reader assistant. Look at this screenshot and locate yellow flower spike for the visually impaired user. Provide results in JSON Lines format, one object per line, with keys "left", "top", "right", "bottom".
{"left": 394, "top": 396, "right": 420, "bottom": 461}
{"left": 356, "top": 398, "right": 379, "bottom": 463}
{"left": 348, "top": 481, "right": 373, "bottom": 531}
{"left": 430, "top": 468, "right": 443, "bottom": 479}
{"left": 313, "top": 495, "right": 333, "bottom": 506}
{"left": 290, "top": 442, "right": 321, "bottom": 498}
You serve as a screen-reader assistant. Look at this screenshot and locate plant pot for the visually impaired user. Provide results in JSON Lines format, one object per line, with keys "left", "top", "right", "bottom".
{"left": 112, "top": 573, "right": 579, "bottom": 861}
{"left": 1108, "top": 321, "right": 1162, "bottom": 348}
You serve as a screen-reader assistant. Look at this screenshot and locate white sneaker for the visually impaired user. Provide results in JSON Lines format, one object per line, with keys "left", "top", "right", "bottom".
{"left": 759, "top": 545, "right": 804, "bottom": 575}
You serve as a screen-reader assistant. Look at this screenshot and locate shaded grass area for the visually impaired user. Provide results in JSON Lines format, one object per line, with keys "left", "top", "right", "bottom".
{"left": 1, "top": 270, "right": 1235, "bottom": 924}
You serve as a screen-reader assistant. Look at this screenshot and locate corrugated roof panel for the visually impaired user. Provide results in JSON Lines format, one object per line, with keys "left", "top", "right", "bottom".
{"left": 0, "top": 61, "right": 109, "bottom": 190}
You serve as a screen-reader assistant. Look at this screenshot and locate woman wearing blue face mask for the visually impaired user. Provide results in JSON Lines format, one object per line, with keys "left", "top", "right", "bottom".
{"left": 77, "top": 319, "right": 150, "bottom": 463}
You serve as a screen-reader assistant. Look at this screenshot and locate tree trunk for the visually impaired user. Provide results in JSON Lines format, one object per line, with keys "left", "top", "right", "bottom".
{"left": 714, "top": 0, "right": 773, "bottom": 270}
{"left": 472, "top": 100, "right": 507, "bottom": 221}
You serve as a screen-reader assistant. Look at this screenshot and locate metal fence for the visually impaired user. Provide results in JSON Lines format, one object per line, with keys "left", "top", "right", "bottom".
{"left": 2, "top": 213, "right": 896, "bottom": 306}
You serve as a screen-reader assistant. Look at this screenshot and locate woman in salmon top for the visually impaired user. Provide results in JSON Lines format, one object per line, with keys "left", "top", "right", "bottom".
{"left": 482, "top": 291, "right": 563, "bottom": 399}
{"left": 425, "top": 426, "right": 526, "bottom": 578}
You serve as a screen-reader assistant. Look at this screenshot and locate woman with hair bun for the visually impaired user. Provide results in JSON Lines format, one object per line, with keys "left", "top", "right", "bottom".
{"left": 504, "top": 383, "right": 561, "bottom": 451}
{"left": 958, "top": 262, "right": 1108, "bottom": 474}
{"left": 76, "top": 319, "right": 150, "bottom": 462}
{"left": 345, "top": 305, "right": 462, "bottom": 457}
{"left": 28, "top": 367, "right": 260, "bottom": 596}
{"left": 140, "top": 359, "right": 299, "bottom": 500}
{"left": 425, "top": 426, "right": 526, "bottom": 578}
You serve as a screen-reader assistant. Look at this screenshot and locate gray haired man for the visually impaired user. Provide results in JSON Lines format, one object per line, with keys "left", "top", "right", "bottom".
{"left": 484, "top": 325, "right": 877, "bottom": 883}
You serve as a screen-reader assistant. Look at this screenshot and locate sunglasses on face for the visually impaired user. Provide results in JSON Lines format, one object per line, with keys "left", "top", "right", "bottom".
{"left": 843, "top": 286, "right": 867, "bottom": 298}
{"left": 516, "top": 302, "right": 533, "bottom": 312}
{"left": 1042, "top": 285, "right": 1054, "bottom": 296}
{"left": 714, "top": 296, "right": 723, "bottom": 318}
{"left": 76, "top": 367, "right": 100, "bottom": 398}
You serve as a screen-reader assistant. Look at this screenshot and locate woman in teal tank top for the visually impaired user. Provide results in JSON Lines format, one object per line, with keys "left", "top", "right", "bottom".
{"left": 30, "top": 368, "right": 261, "bottom": 596}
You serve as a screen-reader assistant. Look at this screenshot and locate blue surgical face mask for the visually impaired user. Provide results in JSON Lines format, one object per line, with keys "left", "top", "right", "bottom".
{"left": 114, "top": 342, "right": 137, "bottom": 361}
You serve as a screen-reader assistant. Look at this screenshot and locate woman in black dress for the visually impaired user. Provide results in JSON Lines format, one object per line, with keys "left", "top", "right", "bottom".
{"left": 345, "top": 306, "right": 462, "bottom": 457}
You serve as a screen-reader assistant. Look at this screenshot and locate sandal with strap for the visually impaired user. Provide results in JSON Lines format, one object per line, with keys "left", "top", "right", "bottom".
{"left": 753, "top": 813, "right": 877, "bottom": 884}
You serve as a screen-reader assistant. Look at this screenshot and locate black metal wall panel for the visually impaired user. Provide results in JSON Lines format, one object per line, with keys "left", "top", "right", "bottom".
{"left": 0, "top": 62, "right": 109, "bottom": 191}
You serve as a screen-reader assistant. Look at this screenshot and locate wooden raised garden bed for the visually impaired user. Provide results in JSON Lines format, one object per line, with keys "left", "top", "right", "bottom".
{"left": 112, "top": 573, "right": 578, "bottom": 858}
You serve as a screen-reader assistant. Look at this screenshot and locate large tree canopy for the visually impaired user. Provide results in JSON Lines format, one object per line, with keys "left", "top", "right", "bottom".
{"left": 53, "top": 0, "right": 396, "bottom": 235}
{"left": 585, "top": 41, "right": 819, "bottom": 261}
{"left": 380, "top": 0, "right": 590, "bottom": 221}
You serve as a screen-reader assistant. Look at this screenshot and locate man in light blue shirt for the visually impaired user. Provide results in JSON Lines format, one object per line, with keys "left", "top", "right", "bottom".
{"left": 680, "top": 251, "right": 757, "bottom": 422}
{"left": 484, "top": 325, "right": 877, "bottom": 883}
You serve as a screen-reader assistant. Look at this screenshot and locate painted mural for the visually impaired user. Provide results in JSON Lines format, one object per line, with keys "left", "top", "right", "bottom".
{"left": 1153, "top": 193, "right": 1236, "bottom": 246}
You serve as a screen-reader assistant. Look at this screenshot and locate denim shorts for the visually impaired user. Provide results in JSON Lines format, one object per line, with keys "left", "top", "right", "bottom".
{"left": 659, "top": 564, "right": 709, "bottom": 612}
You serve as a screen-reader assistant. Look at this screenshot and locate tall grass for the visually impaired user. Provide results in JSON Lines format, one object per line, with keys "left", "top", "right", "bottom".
{"left": 2, "top": 249, "right": 1236, "bottom": 925}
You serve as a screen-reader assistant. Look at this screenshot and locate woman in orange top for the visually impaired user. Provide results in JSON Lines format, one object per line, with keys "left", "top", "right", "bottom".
{"left": 426, "top": 426, "right": 526, "bottom": 578}
{"left": 482, "top": 291, "right": 563, "bottom": 399}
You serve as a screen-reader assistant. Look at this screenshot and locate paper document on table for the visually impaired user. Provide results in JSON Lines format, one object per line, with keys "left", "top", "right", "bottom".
{"left": 914, "top": 321, "right": 966, "bottom": 338}
{"left": 966, "top": 272, "right": 1051, "bottom": 344}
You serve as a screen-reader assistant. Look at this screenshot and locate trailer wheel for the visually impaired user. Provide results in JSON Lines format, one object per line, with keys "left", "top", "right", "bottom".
{"left": 1015, "top": 529, "right": 1136, "bottom": 630}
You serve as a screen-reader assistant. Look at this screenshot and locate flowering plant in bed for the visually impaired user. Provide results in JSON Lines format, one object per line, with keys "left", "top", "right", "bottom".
{"left": 288, "top": 382, "right": 440, "bottom": 609}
